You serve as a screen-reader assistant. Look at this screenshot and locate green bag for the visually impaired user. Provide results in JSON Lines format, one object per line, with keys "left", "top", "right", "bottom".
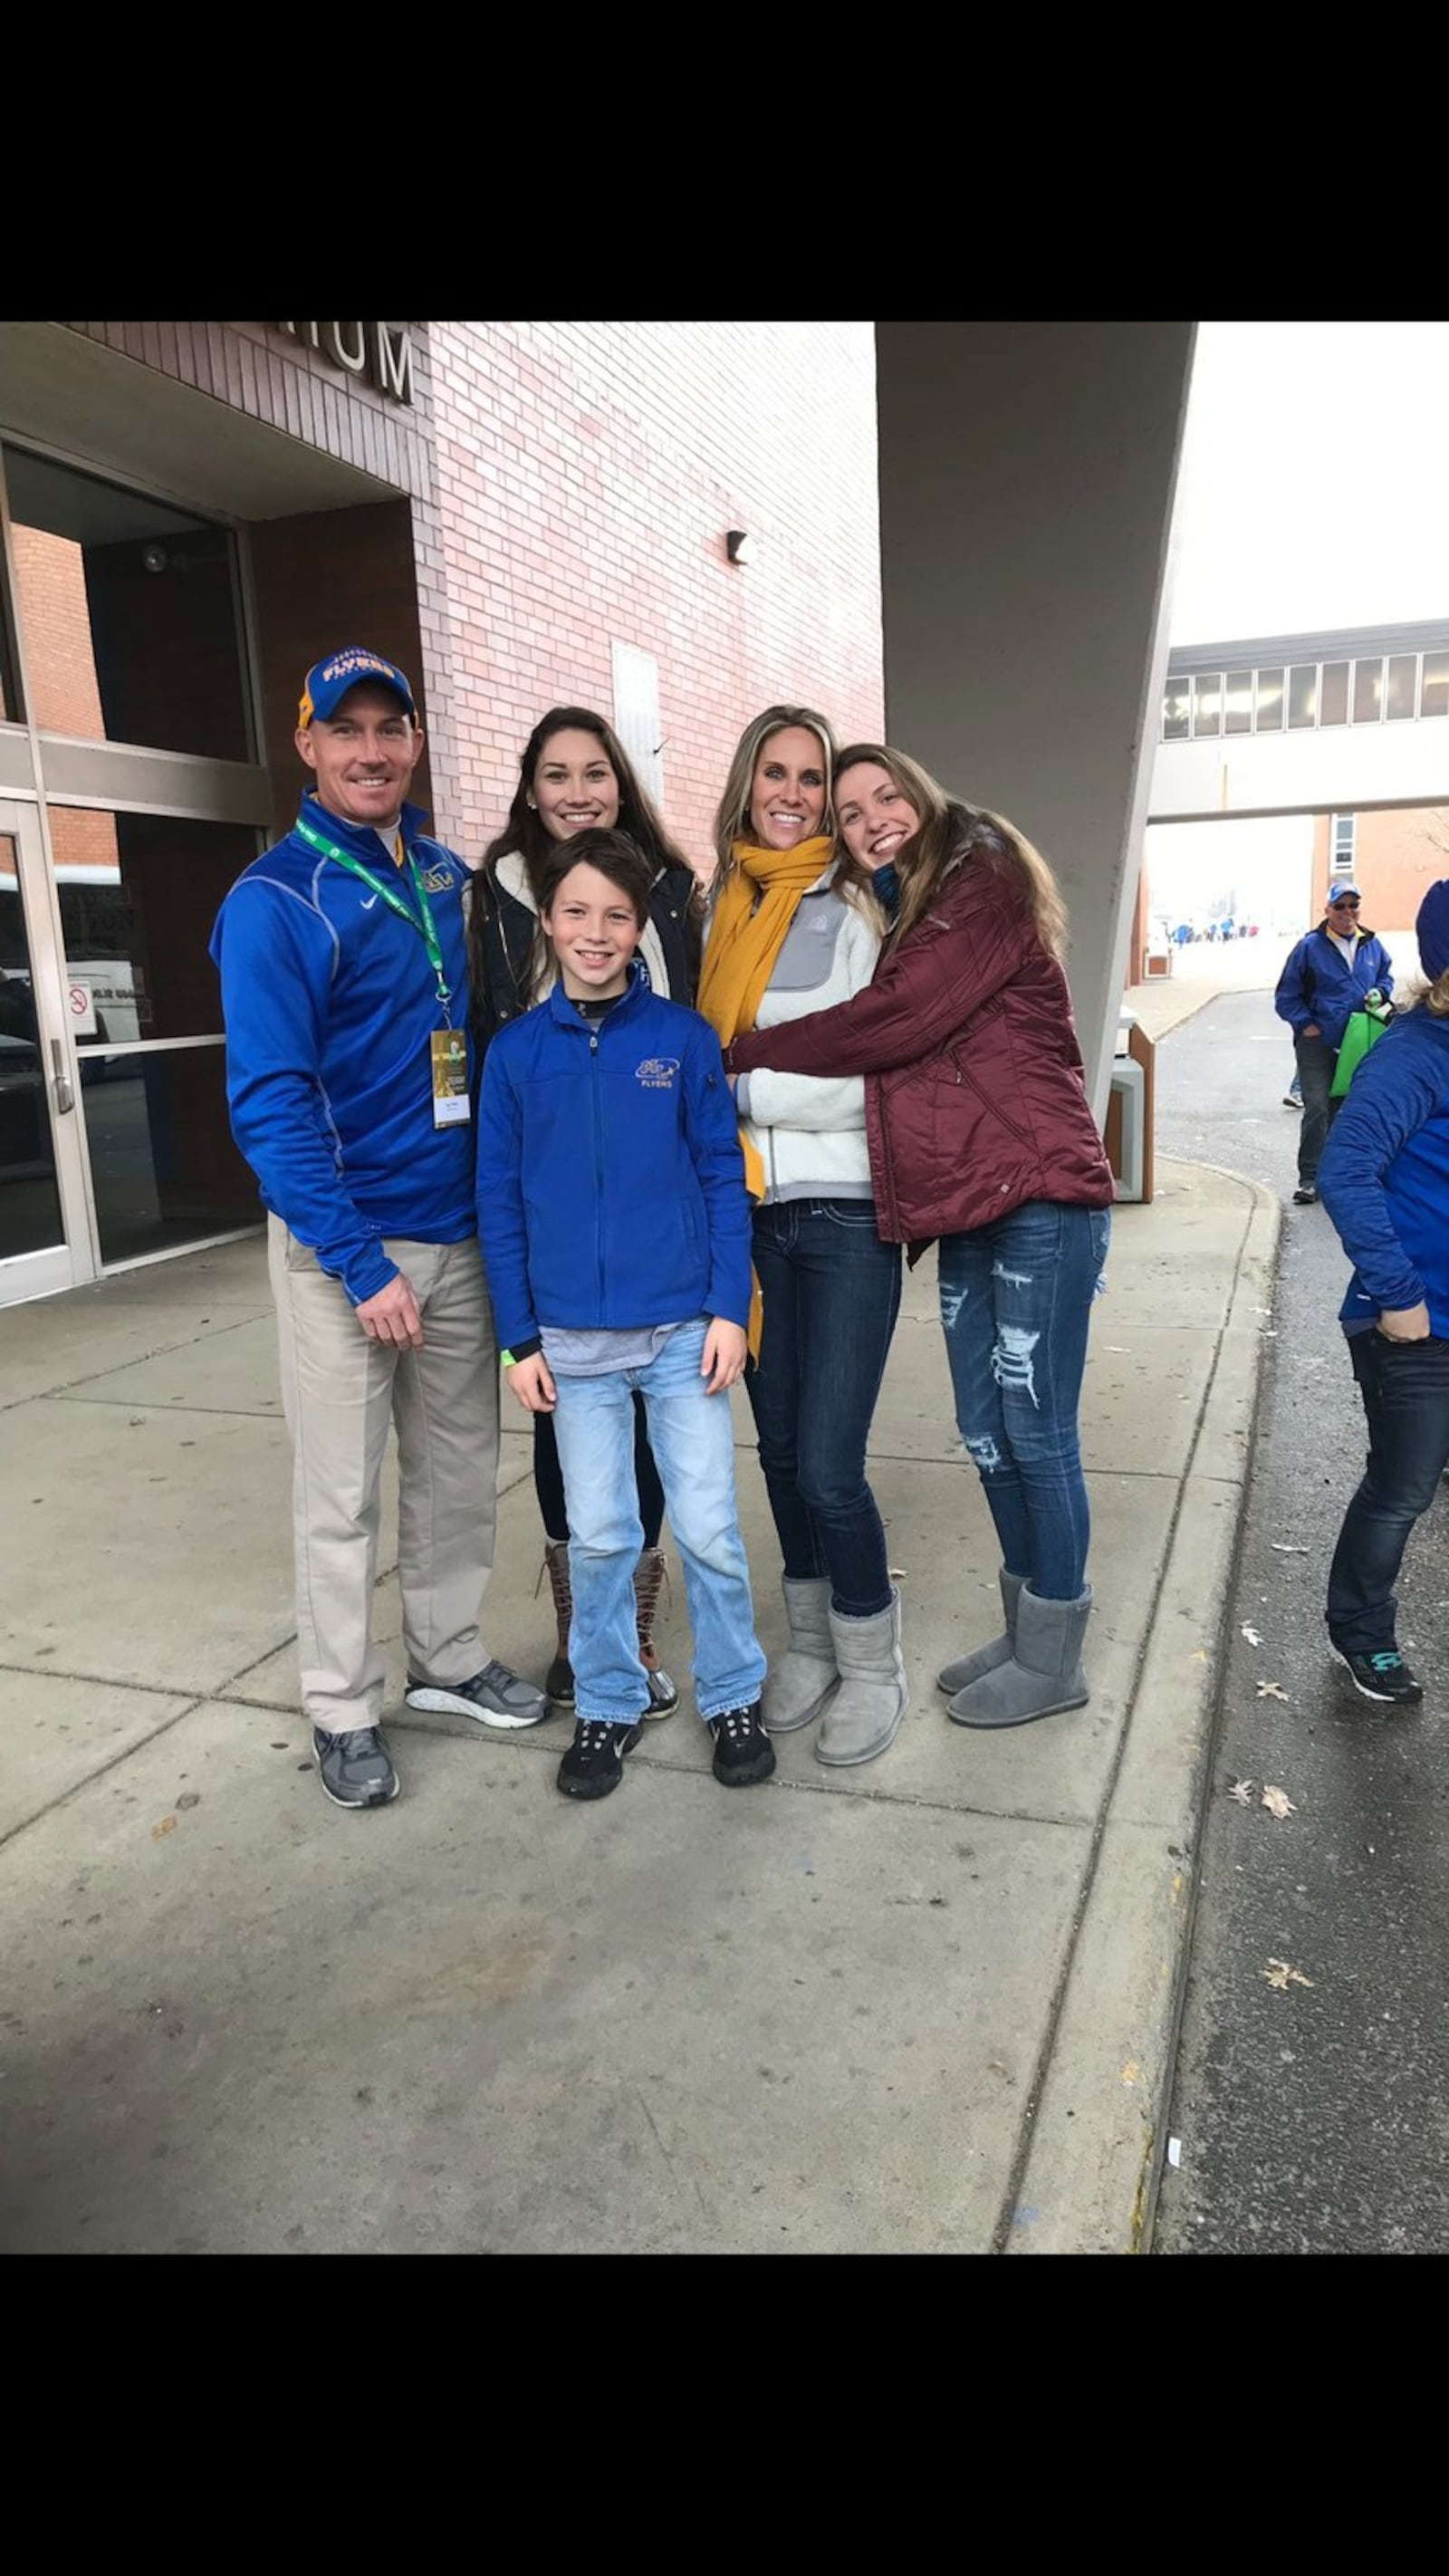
{"left": 1330, "top": 1007, "right": 1389, "bottom": 1098}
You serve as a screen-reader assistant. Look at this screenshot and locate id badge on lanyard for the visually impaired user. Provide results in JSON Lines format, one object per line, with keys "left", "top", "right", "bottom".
{"left": 430, "top": 1028, "right": 471, "bottom": 1127}
{"left": 293, "top": 813, "right": 473, "bottom": 1129}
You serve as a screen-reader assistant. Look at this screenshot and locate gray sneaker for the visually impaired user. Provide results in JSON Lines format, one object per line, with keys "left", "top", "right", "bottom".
{"left": 312, "top": 1725, "right": 399, "bottom": 1809}
{"left": 405, "top": 1660, "right": 549, "bottom": 1730}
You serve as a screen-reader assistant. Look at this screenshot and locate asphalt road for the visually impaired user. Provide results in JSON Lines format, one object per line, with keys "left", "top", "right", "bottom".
{"left": 1150, "top": 987, "right": 1449, "bottom": 2255}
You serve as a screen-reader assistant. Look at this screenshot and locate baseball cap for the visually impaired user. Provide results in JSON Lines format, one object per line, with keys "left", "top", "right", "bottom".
{"left": 1325, "top": 881, "right": 1362, "bottom": 904}
{"left": 298, "top": 647, "right": 417, "bottom": 728}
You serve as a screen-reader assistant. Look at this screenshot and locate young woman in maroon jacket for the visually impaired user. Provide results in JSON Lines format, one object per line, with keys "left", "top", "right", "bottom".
{"left": 725, "top": 744, "right": 1115, "bottom": 1729}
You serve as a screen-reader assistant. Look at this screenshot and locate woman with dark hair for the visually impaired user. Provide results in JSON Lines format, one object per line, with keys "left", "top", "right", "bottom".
{"left": 725, "top": 743, "right": 1115, "bottom": 1733}
{"left": 468, "top": 707, "right": 701, "bottom": 1717}
{"left": 698, "top": 705, "right": 907, "bottom": 1771}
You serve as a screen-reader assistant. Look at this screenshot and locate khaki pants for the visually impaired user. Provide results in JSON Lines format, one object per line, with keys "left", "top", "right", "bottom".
{"left": 268, "top": 1221, "right": 500, "bottom": 1733}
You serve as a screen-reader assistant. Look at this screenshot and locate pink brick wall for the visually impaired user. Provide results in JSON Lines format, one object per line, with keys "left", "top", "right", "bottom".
{"left": 1312, "top": 806, "right": 1449, "bottom": 937}
{"left": 416, "top": 323, "right": 885, "bottom": 869}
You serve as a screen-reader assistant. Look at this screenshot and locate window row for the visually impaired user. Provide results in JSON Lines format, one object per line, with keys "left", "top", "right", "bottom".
{"left": 1162, "top": 649, "right": 1449, "bottom": 742}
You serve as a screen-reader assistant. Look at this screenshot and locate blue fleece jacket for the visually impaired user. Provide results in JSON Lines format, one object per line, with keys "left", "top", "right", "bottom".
{"left": 475, "top": 966, "right": 752, "bottom": 1353}
{"left": 1318, "top": 1007, "right": 1449, "bottom": 1338}
{"left": 209, "top": 796, "right": 475, "bottom": 1304}
{"left": 1274, "top": 923, "right": 1394, "bottom": 1052}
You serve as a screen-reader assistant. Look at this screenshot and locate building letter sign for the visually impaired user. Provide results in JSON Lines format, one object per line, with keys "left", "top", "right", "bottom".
{"left": 275, "top": 322, "right": 414, "bottom": 406}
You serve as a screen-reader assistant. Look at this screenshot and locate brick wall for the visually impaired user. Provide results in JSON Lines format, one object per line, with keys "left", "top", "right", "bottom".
{"left": 1311, "top": 805, "right": 1449, "bottom": 939}
{"left": 10, "top": 525, "right": 105, "bottom": 736}
{"left": 415, "top": 323, "right": 885, "bottom": 869}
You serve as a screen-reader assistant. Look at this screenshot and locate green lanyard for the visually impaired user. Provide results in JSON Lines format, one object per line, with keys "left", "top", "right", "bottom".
{"left": 294, "top": 812, "right": 454, "bottom": 1024}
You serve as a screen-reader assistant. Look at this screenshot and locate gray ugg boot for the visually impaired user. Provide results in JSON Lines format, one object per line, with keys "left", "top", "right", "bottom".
{"left": 937, "top": 1568, "right": 1026, "bottom": 1697}
{"left": 946, "top": 1582, "right": 1091, "bottom": 1729}
{"left": 817, "top": 1590, "right": 908, "bottom": 1767}
{"left": 762, "top": 1576, "right": 839, "bottom": 1735}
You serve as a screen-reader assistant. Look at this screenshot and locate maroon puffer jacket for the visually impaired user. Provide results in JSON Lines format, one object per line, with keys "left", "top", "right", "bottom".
{"left": 725, "top": 841, "right": 1114, "bottom": 1249}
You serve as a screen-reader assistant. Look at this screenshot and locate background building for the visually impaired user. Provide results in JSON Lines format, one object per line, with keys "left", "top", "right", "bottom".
{"left": 0, "top": 321, "right": 886, "bottom": 1307}
{"left": 1129, "top": 618, "right": 1449, "bottom": 973}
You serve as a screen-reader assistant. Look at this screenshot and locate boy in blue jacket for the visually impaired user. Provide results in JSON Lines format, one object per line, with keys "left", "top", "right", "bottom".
{"left": 1275, "top": 883, "right": 1394, "bottom": 1205}
{"left": 476, "top": 828, "right": 772, "bottom": 1801}
{"left": 1318, "top": 879, "right": 1449, "bottom": 1706}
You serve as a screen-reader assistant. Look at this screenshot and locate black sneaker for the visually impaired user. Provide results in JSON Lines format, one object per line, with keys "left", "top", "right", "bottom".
{"left": 557, "top": 1716, "right": 644, "bottom": 1800}
{"left": 312, "top": 1725, "right": 398, "bottom": 1809}
{"left": 1332, "top": 1646, "right": 1425, "bottom": 1706}
{"left": 405, "top": 1660, "right": 548, "bottom": 1730}
{"left": 1292, "top": 1185, "right": 1319, "bottom": 1205}
{"left": 708, "top": 1702, "right": 777, "bottom": 1787}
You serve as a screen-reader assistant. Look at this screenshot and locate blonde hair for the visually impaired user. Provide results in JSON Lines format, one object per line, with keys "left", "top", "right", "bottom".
{"left": 833, "top": 743, "right": 1069, "bottom": 960}
{"left": 1402, "top": 968, "right": 1449, "bottom": 1016}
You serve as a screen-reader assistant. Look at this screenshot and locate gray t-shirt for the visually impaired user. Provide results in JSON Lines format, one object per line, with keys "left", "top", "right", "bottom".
{"left": 541, "top": 1319, "right": 699, "bottom": 1379}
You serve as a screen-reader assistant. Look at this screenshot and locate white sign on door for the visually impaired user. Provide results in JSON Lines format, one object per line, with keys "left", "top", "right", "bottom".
{"left": 68, "top": 979, "right": 97, "bottom": 1038}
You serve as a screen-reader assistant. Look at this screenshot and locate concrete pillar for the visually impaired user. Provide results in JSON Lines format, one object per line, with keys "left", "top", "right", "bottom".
{"left": 874, "top": 322, "right": 1197, "bottom": 1119}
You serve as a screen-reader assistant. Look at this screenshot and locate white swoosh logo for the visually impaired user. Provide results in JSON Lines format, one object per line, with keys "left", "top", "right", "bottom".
{"left": 360, "top": 894, "right": 379, "bottom": 910}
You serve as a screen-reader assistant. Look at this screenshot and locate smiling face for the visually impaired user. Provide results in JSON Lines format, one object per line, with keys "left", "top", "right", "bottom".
{"left": 747, "top": 725, "right": 828, "bottom": 851}
{"left": 542, "top": 860, "right": 644, "bottom": 1001}
{"left": 294, "top": 682, "right": 424, "bottom": 831}
{"left": 532, "top": 727, "right": 622, "bottom": 841}
{"left": 1325, "top": 892, "right": 1361, "bottom": 929}
{"left": 834, "top": 759, "right": 922, "bottom": 872}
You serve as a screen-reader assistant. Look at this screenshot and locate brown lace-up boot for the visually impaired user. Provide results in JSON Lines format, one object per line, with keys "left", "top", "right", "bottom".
{"left": 538, "top": 1538, "right": 574, "bottom": 1709}
{"left": 633, "top": 1544, "right": 679, "bottom": 1719}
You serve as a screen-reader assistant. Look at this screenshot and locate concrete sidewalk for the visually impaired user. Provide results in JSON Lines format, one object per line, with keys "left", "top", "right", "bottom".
{"left": 0, "top": 1156, "right": 1277, "bottom": 2254}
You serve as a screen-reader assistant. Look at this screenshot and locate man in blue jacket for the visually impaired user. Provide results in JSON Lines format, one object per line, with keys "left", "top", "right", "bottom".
{"left": 1318, "top": 879, "right": 1449, "bottom": 1706}
{"left": 1274, "top": 882, "right": 1394, "bottom": 1205}
{"left": 211, "top": 649, "right": 545, "bottom": 1812}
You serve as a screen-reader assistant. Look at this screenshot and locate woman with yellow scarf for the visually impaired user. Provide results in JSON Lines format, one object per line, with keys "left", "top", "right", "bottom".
{"left": 697, "top": 706, "right": 907, "bottom": 1768}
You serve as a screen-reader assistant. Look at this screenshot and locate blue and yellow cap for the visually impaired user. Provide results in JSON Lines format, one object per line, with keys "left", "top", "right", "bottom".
{"left": 298, "top": 647, "right": 417, "bottom": 728}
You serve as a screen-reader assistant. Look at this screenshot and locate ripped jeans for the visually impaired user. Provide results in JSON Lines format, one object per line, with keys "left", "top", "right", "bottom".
{"left": 938, "top": 1201, "right": 1110, "bottom": 1602}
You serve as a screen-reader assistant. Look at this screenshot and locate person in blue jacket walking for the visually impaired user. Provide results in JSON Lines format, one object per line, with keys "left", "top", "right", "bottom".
{"left": 475, "top": 827, "right": 772, "bottom": 1802}
{"left": 1317, "top": 879, "right": 1449, "bottom": 1706}
{"left": 1274, "top": 881, "right": 1394, "bottom": 1205}
{"left": 211, "top": 648, "right": 546, "bottom": 1813}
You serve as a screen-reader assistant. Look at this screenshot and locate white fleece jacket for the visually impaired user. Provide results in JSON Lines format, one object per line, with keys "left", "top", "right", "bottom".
{"left": 715, "top": 865, "right": 883, "bottom": 1202}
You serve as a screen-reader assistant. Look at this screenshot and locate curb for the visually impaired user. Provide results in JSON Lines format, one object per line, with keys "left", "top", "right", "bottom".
{"left": 1004, "top": 1170, "right": 1282, "bottom": 2254}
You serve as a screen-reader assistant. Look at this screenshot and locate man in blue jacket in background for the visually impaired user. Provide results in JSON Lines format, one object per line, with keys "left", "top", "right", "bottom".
{"left": 211, "top": 649, "right": 545, "bottom": 1812}
{"left": 1319, "top": 879, "right": 1449, "bottom": 1707}
{"left": 1274, "top": 882, "right": 1394, "bottom": 1206}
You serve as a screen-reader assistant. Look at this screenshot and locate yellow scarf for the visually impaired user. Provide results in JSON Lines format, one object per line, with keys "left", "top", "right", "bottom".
{"left": 697, "top": 835, "right": 834, "bottom": 1354}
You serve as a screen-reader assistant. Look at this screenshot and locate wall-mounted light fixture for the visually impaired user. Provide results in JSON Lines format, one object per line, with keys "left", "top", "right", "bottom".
{"left": 725, "top": 529, "right": 754, "bottom": 566}
{"left": 141, "top": 543, "right": 168, "bottom": 573}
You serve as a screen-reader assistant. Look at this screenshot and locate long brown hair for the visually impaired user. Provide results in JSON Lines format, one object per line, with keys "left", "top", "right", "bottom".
{"left": 833, "top": 743, "right": 1069, "bottom": 959}
{"left": 471, "top": 706, "right": 695, "bottom": 1012}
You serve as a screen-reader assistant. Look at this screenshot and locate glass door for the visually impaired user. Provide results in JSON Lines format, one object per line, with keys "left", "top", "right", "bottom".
{"left": 0, "top": 799, "right": 93, "bottom": 1302}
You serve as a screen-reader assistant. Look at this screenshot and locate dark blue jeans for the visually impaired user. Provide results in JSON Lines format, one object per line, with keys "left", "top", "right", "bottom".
{"left": 938, "top": 1200, "right": 1110, "bottom": 1602}
{"left": 1293, "top": 1033, "right": 1341, "bottom": 1187}
{"left": 747, "top": 1199, "right": 903, "bottom": 1617}
{"left": 1327, "top": 1330, "right": 1449, "bottom": 1655}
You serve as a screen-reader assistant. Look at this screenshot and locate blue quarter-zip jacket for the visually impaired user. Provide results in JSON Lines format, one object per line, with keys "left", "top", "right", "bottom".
{"left": 475, "top": 966, "right": 752, "bottom": 1353}
{"left": 1274, "top": 923, "right": 1394, "bottom": 1052}
{"left": 1319, "top": 1006, "right": 1449, "bottom": 1337}
{"left": 209, "top": 795, "right": 475, "bottom": 1305}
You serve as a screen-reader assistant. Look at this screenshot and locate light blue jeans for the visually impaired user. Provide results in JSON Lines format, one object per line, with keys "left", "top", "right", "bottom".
{"left": 552, "top": 1322, "right": 767, "bottom": 1725}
